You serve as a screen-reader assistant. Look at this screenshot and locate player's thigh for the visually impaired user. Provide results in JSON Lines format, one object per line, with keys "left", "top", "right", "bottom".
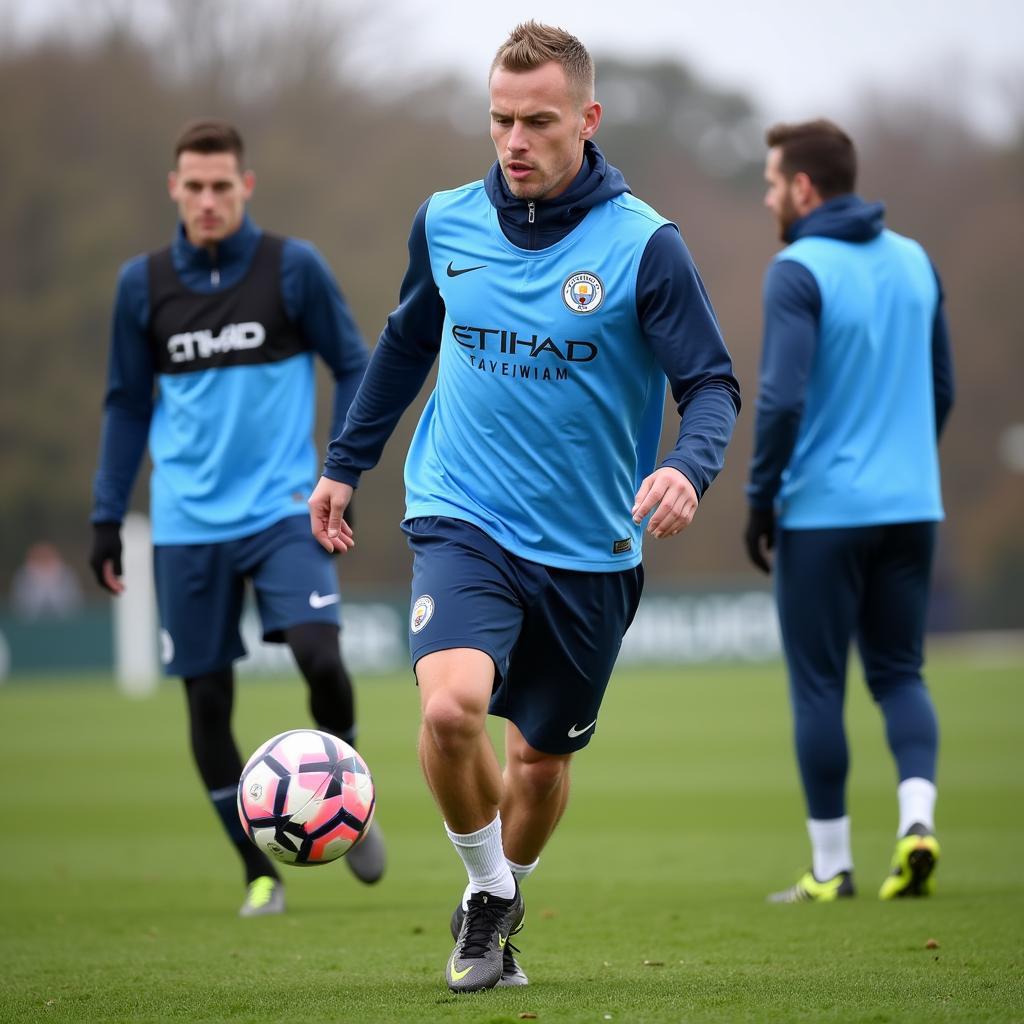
{"left": 404, "top": 516, "right": 526, "bottom": 684}
{"left": 857, "top": 521, "right": 936, "bottom": 684}
{"left": 245, "top": 515, "right": 341, "bottom": 641}
{"left": 153, "top": 541, "right": 246, "bottom": 676}
{"left": 775, "top": 526, "right": 871, "bottom": 693}
{"left": 494, "top": 563, "right": 644, "bottom": 755}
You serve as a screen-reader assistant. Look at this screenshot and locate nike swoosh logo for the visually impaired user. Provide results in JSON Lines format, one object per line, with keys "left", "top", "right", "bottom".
{"left": 498, "top": 932, "right": 509, "bottom": 949}
{"left": 450, "top": 963, "right": 474, "bottom": 981}
{"left": 309, "top": 591, "right": 340, "bottom": 609}
{"left": 446, "top": 261, "right": 487, "bottom": 277}
{"left": 568, "top": 719, "right": 597, "bottom": 738}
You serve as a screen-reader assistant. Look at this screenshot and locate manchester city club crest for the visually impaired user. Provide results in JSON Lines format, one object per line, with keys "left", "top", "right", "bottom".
{"left": 562, "top": 271, "right": 605, "bottom": 314}
{"left": 411, "top": 594, "right": 435, "bottom": 634}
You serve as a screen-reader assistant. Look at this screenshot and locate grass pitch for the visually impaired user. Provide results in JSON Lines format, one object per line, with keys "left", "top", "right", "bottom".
{"left": 2, "top": 651, "right": 1022, "bottom": 1023}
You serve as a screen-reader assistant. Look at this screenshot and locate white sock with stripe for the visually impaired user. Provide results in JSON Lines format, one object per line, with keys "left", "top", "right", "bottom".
{"left": 446, "top": 814, "right": 516, "bottom": 901}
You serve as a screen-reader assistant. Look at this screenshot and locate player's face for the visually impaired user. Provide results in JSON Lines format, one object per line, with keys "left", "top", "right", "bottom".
{"left": 168, "top": 151, "right": 254, "bottom": 247}
{"left": 489, "top": 61, "right": 601, "bottom": 202}
{"left": 764, "top": 147, "right": 800, "bottom": 241}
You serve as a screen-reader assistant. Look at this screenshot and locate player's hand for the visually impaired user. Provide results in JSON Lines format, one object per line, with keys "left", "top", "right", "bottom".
{"left": 632, "top": 467, "right": 698, "bottom": 539}
{"left": 89, "top": 521, "right": 125, "bottom": 595}
{"left": 744, "top": 505, "right": 775, "bottom": 574}
{"left": 308, "top": 476, "right": 356, "bottom": 554}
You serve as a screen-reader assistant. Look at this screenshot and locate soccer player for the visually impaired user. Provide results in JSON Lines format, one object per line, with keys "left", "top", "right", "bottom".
{"left": 309, "top": 22, "right": 740, "bottom": 991}
{"left": 745, "top": 119, "right": 954, "bottom": 902}
{"left": 89, "top": 119, "right": 385, "bottom": 916}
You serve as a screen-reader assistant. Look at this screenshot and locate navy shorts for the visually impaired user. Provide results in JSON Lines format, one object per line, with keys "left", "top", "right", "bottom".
{"left": 403, "top": 516, "right": 644, "bottom": 754}
{"left": 153, "top": 514, "right": 341, "bottom": 678}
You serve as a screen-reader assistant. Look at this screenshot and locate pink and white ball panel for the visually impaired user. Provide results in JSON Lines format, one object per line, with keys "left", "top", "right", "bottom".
{"left": 237, "top": 729, "right": 375, "bottom": 866}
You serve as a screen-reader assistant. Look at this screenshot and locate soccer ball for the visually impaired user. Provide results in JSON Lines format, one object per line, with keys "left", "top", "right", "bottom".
{"left": 237, "top": 729, "right": 375, "bottom": 867}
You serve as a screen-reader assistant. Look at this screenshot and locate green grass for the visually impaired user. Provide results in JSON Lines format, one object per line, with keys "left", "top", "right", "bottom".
{"left": 2, "top": 653, "right": 1022, "bottom": 1023}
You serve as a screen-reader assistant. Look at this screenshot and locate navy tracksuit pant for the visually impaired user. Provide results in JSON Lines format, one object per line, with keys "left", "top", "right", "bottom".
{"left": 774, "top": 521, "right": 940, "bottom": 820}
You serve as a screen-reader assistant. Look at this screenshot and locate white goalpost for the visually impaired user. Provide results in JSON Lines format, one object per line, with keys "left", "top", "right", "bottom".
{"left": 113, "top": 512, "right": 159, "bottom": 696}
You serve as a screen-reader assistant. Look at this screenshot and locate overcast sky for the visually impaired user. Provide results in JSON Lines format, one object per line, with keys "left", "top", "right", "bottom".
{"left": 350, "top": 0, "right": 1023, "bottom": 141}
{"left": 6, "top": 0, "right": 1022, "bottom": 140}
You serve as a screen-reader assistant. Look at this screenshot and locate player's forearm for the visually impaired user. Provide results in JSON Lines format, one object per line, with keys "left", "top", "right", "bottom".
{"left": 744, "top": 260, "right": 820, "bottom": 505}
{"left": 324, "top": 200, "right": 445, "bottom": 485}
{"left": 745, "top": 403, "right": 802, "bottom": 508}
{"left": 931, "top": 304, "right": 954, "bottom": 438}
{"left": 94, "top": 263, "right": 155, "bottom": 522}
{"left": 655, "top": 310, "right": 740, "bottom": 499}
{"left": 637, "top": 223, "right": 741, "bottom": 499}
{"left": 323, "top": 327, "right": 438, "bottom": 485}
{"left": 661, "top": 381, "right": 740, "bottom": 498}
{"left": 91, "top": 405, "right": 151, "bottom": 523}
{"left": 328, "top": 364, "right": 367, "bottom": 442}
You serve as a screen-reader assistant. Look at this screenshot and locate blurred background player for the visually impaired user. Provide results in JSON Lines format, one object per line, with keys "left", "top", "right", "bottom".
{"left": 10, "top": 541, "right": 83, "bottom": 620}
{"left": 309, "top": 21, "right": 739, "bottom": 990}
{"left": 745, "top": 118, "right": 954, "bottom": 902}
{"left": 89, "top": 119, "right": 384, "bottom": 915}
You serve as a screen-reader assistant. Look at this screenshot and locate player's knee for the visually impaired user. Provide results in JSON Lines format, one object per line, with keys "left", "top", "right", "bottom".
{"left": 184, "top": 672, "right": 234, "bottom": 738}
{"left": 298, "top": 644, "right": 339, "bottom": 682}
{"left": 288, "top": 625, "right": 344, "bottom": 684}
{"left": 421, "top": 690, "right": 487, "bottom": 753}
{"left": 865, "top": 669, "right": 924, "bottom": 703}
{"left": 302, "top": 650, "right": 352, "bottom": 705}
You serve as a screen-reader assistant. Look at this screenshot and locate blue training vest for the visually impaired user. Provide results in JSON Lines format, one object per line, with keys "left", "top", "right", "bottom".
{"left": 147, "top": 235, "right": 317, "bottom": 544}
{"left": 776, "top": 230, "right": 944, "bottom": 529}
{"left": 407, "top": 181, "right": 670, "bottom": 571}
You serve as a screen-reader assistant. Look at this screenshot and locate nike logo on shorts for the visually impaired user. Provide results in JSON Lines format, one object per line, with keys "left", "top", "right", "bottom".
{"left": 567, "top": 718, "right": 597, "bottom": 738}
{"left": 309, "top": 591, "right": 340, "bottom": 609}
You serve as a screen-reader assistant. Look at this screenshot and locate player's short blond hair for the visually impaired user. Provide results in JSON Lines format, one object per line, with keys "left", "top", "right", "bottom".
{"left": 490, "top": 21, "right": 594, "bottom": 104}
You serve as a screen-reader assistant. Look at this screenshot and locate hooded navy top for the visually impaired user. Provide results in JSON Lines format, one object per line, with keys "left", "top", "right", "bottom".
{"left": 325, "top": 142, "right": 740, "bottom": 567}
{"left": 747, "top": 194, "right": 954, "bottom": 526}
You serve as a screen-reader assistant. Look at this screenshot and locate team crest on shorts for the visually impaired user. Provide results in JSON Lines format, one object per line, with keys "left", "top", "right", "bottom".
{"left": 411, "top": 594, "right": 435, "bottom": 634}
{"left": 562, "top": 271, "right": 604, "bottom": 314}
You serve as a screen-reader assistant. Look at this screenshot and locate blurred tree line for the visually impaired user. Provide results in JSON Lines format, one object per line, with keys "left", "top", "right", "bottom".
{"left": 1, "top": 1, "right": 1022, "bottom": 627}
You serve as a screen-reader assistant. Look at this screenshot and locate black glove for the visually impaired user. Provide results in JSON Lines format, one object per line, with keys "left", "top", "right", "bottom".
{"left": 89, "top": 521, "right": 123, "bottom": 592}
{"left": 744, "top": 506, "right": 775, "bottom": 574}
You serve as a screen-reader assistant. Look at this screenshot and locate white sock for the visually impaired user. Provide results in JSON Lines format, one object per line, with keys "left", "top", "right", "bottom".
{"left": 897, "top": 777, "right": 936, "bottom": 836}
{"left": 462, "top": 855, "right": 538, "bottom": 910}
{"left": 807, "top": 816, "right": 853, "bottom": 880}
{"left": 445, "top": 814, "right": 516, "bottom": 901}
{"left": 506, "top": 856, "right": 539, "bottom": 886}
